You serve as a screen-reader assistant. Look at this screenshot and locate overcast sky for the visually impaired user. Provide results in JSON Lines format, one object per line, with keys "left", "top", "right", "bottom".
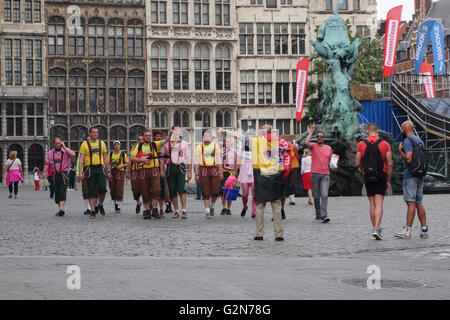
{"left": 376, "top": 0, "right": 440, "bottom": 21}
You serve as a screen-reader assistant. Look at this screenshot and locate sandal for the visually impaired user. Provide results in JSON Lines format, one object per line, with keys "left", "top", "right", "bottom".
{"left": 89, "top": 213, "right": 96, "bottom": 219}
{"left": 181, "top": 212, "right": 187, "bottom": 219}
{"left": 173, "top": 212, "right": 180, "bottom": 219}
{"left": 308, "top": 199, "right": 313, "bottom": 205}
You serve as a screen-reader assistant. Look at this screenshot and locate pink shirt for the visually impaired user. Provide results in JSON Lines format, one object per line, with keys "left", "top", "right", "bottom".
{"left": 222, "top": 147, "right": 237, "bottom": 170}
{"left": 310, "top": 142, "right": 333, "bottom": 175}
{"left": 45, "top": 149, "right": 73, "bottom": 173}
{"left": 160, "top": 140, "right": 191, "bottom": 165}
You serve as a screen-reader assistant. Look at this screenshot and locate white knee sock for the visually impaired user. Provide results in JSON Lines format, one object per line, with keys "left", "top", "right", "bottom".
{"left": 85, "top": 199, "right": 91, "bottom": 211}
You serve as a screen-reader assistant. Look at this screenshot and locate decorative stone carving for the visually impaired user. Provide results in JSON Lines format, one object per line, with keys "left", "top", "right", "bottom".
{"left": 172, "top": 26, "right": 192, "bottom": 38}
{"left": 173, "top": 93, "right": 192, "bottom": 104}
{"left": 150, "top": 93, "right": 171, "bottom": 103}
{"left": 194, "top": 93, "right": 214, "bottom": 104}
{"left": 194, "top": 28, "right": 213, "bottom": 38}
{"left": 215, "top": 28, "right": 234, "bottom": 39}
{"left": 216, "top": 93, "right": 236, "bottom": 104}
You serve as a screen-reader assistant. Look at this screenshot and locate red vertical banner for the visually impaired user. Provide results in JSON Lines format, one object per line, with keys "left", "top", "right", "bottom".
{"left": 295, "top": 58, "right": 310, "bottom": 122}
{"left": 383, "top": 5, "right": 403, "bottom": 77}
{"left": 420, "top": 62, "right": 436, "bottom": 98}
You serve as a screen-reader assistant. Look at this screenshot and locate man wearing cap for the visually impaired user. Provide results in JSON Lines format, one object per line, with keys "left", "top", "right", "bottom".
{"left": 108, "top": 141, "right": 128, "bottom": 213}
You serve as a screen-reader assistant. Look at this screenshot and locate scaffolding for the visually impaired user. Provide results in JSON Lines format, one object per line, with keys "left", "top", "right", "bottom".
{"left": 390, "top": 73, "right": 450, "bottom": 179}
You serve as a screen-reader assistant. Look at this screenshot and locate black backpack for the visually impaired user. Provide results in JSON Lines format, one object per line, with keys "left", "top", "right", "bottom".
{"left": 362, "top": 139, "right": 385, "bottom": 183}
{"left": 406, "top": 137, "right": 428, "bottom": 177}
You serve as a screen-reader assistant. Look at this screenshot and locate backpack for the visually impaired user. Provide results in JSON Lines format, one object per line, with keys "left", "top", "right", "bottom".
{"left": 109, "top": 151, "right": 125, "bottom": 170}
{"left": 406, "top": 137, "right": 428, "bottom": 177}
{"left": 362, "top": 138, "right": 385, "bottom": 183}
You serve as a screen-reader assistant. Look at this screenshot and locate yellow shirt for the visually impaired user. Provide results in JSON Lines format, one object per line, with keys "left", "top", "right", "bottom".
{"left": 290, "top": 146, "right": 300, "bottom": 169}
{"left": 79, "top": 140, "right": 107, "bottom": 166}
{"left": 130, "top": 141, "right": 162, "bottom": 169}
{"left": 251, "top": 137, "right": 284, "bottom": 173}
{"left": 109, "top": 152, "right": 129, "bottom": 171}
{"left": 195, "top": 143, "right": 221, "bottom": 167}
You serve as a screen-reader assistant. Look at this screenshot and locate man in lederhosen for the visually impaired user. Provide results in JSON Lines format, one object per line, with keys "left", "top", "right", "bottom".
{"left": 195, "top": 129, "right": 223, "bottom": 219}
{"left": 108, "top": 141, "right": 128, "bottom": 213}
{"left": 127, "top": 134, "right": 144, "bottom": 214}
{"left": 43, "top": 137, "right": 76, "bottom": 216}
{"left": 129, "top": 129, "right": 170, "bottom": 219}
{"left": 77, "top": 127, "right": 112, "bottom": 219}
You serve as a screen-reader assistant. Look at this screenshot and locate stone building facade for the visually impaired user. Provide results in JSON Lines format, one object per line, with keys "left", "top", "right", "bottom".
{"left": 45, "top": 0, "right": 147, "bottom": 156}
{"left": 0, "top": 0, "right": 48, "bottom": 181}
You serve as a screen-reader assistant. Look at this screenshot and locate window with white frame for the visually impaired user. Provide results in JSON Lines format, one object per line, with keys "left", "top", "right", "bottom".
{"left": 49, "top": 68, "right": 66, "bottom": 113}
{"left": 25, "top": 39, "right": 42, "bottom": 85}
{"left": 215, "top": 45, "right": 231, "bottom": 90}
{"left": 258, "top": 70, "right": 272, "bottom": 104}
{"left": 68, "top": 20, "right": 85, "bottom": 56}
{"left": 89, "top": 68, "right": 106, "bottom": 113}
{"left": 108, "top": 19, "right": 124, "bottom": 57}
{"left": 240, "top": 70, "right": 255, "bottom": 104}
{"left": 128, "top": 69, "right": 145, "bottom": 113}
{"left": 274, "top": 23, "right": 288, "bottom": 54}
{"left": 194, "top": 0, "right": 209, "bottom": 25}
{"left": 173, "top": 0, "right": 188, "bottom": 25}
{"left": 127, "top": 20, "right": 143, "bottom": 57}
{"left": 109, "top": 69, "right": 126, "bottom": 113}
{"left": 173, "top": 43, "right": 189, "bottom": 90}
{"left": 275, "top": 70, "right": 290, "bottom": 104}
{"left": 88, "top": 18, "right": 105, "bottom": 56}
{"left": 48, "top": 17, "right": 65, "bottom": 55}
{"left": 69, "top": 68, "right": 86, "bottom": 113}
{"left": 151, "top": 1, "right": 167, "bottom": 24}
{"left": 292, "top": 23, "right": 306, "bottom": 55}
{"left": 256, "top": 23, "right": 271, "bottom": 54}
{"left": 215, "top": 0, "right": 230, "bottom": 26}
{"left": 195, "top": 44, "right": 210, "bottom": 90}
{"left": 151, "top": 42, "right": 168, "bottom": 90}
{"left": 239, "top": 23, "right": 254, "bottom": 55}
{"left": 152, "top": 110, "right": 169, "bottom": 128}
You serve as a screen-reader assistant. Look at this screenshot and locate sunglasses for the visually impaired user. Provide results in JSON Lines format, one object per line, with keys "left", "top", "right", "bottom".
{"left": 317, "top": 135, "right": 325, "bottom": 138}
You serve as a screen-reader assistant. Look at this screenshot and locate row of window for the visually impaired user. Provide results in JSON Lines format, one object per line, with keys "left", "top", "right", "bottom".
{"left": 151, "top": 43, "right": 231, "bottom": 91}
{"left": 0, "top": 103, "right": 44, "bottom": 137}
{"left": 49, "top": 68, "right": 145, "bottom": 114}
{"left": 151, "top": 0, "right": 230, "bottom": 26}
{"left": 239, "top": 22, "right": 306, "bottom": 55}
{"left": 4, "top": 0, "right": 41, "bottom": 23}
{"left": 48, "top": 17, "right": 143, "bottom": 57}
{"left": 4, "top": 39, "right": 43, "bottom": 85}
{"left": 240, "top": 70, "right": 298, "bottom": 105}
{"left": 152, "top": 109, "right": 232, "bottom": 130}
{"left": 325, "top": 0, "right": 361, "bottom": 11}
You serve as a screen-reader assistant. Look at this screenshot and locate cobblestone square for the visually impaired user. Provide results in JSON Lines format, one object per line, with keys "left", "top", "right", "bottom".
{"left": 0, "top": 186, "right": 449, "bottom": 299}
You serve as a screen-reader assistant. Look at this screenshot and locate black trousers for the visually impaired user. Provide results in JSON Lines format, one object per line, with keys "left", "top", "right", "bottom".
{"left": 8, "top": 181, "right": 18, "bottom": 195}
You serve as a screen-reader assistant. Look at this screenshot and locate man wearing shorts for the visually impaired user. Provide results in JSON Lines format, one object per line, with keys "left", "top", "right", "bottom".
{"left": 195, "top": 130, "right": 223, "bottom": 219}
{"left": 128, "top": 135, "right": 144, "bottom": 214}
{"left": 161, "top": 126, "right": 192, "bottom": 219}
{"left": 108, "top": 141, "right": 128, "bottom": 213}
{"left": 43, "top": 137, "right": 76, "bottom": 216}
{"left": 77, "top": 127, "right": 112, "bottom": 219}
{"left": 130, "top": 129, "right": 169, "bottom": 219}
{"left": 396, "top": 120, "right": 429, "bottom": 239}
{"left": 356, "top": 123, "right": 392, "bottom": 240}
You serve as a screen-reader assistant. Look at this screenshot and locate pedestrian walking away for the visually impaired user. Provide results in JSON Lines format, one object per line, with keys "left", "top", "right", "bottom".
{"left": 278, "top": 134, "right": 294, "bottom": 220}
{"left": 3, "top": 151, "right": 23, "bottom": 199}
{"left": 161, "top": 126, "right": 192, "bottom": 219}
{"left": 301, "top": 148, "right": 313, "bottom": 205}
{"left": 220, "top": 136, "right": 238, "bottom": 216}
{"left": 77, "top": 127, "right": 112, "bottom": 219}
{"left": 129, "top": 129, "right": 170, "bottom": 220}
{"left": 108, "top": 141, "right": 128, "bottom": 213}
{"left": 43, "top": 138, "right": 76, "bottom": 216}
{"left": 195, "top": 129, "right": 223, "bottom": 219}
{"left": 305, "top": 123, "right": 333, "bottom": 223}
{"left": 127, "top": 135, "right": 145, "bottom": 214}
{"left": 396, "top": 120, "right": 429, "bottom": 239}
{"left": 282, "top": 141, "right": 301, "bottom": 214}
{"left": 252, "top": 124, "right": 285, "bottom": 241}
{"left": 238, "top": 133, "right": 256, "bottom": 218}
{"left": 355, "top": 123, "right": 393, "bottom": 240}
{"left": 68, "top": 165, "right": 77, "bottom": 190}
{"left": 33, "top": 167, "right": 41, "bottom": 191}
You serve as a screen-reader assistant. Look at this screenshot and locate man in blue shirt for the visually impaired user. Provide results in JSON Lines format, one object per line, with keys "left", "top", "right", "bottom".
{"left": 396, "top": 120, "right": 429, "bottom": 239}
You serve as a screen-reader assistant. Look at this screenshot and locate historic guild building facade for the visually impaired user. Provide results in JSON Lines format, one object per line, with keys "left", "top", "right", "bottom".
{"left": 0, "top": 0, "right": 48, "bottom": 180}
{"left": 45, "top": 0, "right": 147, "bottom": 154}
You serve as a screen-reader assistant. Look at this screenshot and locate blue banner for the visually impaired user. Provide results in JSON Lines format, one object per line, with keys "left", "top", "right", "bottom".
{"left": 414, "top": 21, "right": 433, "bottom": 74}
{"left": 430, "top": 21, "right": 446, "bottom": 75}
{"left": 414, "top": 20, "right": 446, "bottom": 75}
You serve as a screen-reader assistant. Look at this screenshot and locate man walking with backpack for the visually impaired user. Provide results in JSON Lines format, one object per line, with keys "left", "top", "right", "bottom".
{"left": 396, "top": 120, "right": 429, "bottom": 239}
{"left": 356, "top": 123, "right": 393, "bottom": 240}
{"left": 108, "top": 141, "right": 128, "bottom": 213}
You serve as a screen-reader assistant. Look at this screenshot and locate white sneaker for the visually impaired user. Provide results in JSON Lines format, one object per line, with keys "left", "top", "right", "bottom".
{"left": 372, "top": 228, "right": 383, "bottom": 240}
{"left": 205, "top": 212, "right": 212, "bottom": 219}
{"left": 395, "top": 227, "right": 411, "bottom": 239}
{"left": 420, "top": 226, "right": 429, "bottom": 239}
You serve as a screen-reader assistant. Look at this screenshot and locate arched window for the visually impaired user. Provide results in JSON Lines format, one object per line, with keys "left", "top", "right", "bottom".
{"left": 152, "top": 110, "right": 168, "bottom": 128}
{"left": 88, "top": 17, "right": 105, "bottom": 56}
{"left": 194, "top": 44, "right": 210, "bottom": 90}
{"left": 216, "top": 110, "right": 232, "bottom": 127}
{"left": 128, "top": 69, "right": 145, "bottom": 113}
{"left": 110, "top": 126, "right": 127, "bottom": 151}
{"left": 93, "top": 125, "right": 108, "bottom": 141}
{"left": 69, "top": 126, "right": 88, "bottom": 151}
{"left": 151, "top": 42, "right": 168, "bottom": 90}
{"left": 195, "top": 110, "right": 210, "bottom": 127}
{"left": 130, "top": 125, "right": 146, "bottom": 142}
{"left": 215, "top": 45, "right": 231, "bottom": 90}
{"left": 68, "top": 17, "right": 85, "bottom": 56}
{"left": 89, "top": 68, "right": 106, "bottom": 113}
{"left": 48, "top": 16, "right": 65, "bottom": 55}
{"left": 28, "top": 144, "right": 44, "bottom": 172}
{"left": 49, "top": 68, "right": 66, "bottom": 113}
{"left": 127, "top": 19, "right": 143, "bottom": 57}
{"left": 108, "top": 18, "right": 124, "bottom": 57}
{"left": 50, "top": 125, "right": 68, "bottom": 142}
{"left": 109, "top": 69, "right": 126, "bottom": 113}
{"left": 173, "top": 110, "right": 190, "bottom": 127}
{"left": 173, "top": 43, "right": 189, "bottom": 90}
{"left": 69, "top": 68, "right": 86, "bottom": 113}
